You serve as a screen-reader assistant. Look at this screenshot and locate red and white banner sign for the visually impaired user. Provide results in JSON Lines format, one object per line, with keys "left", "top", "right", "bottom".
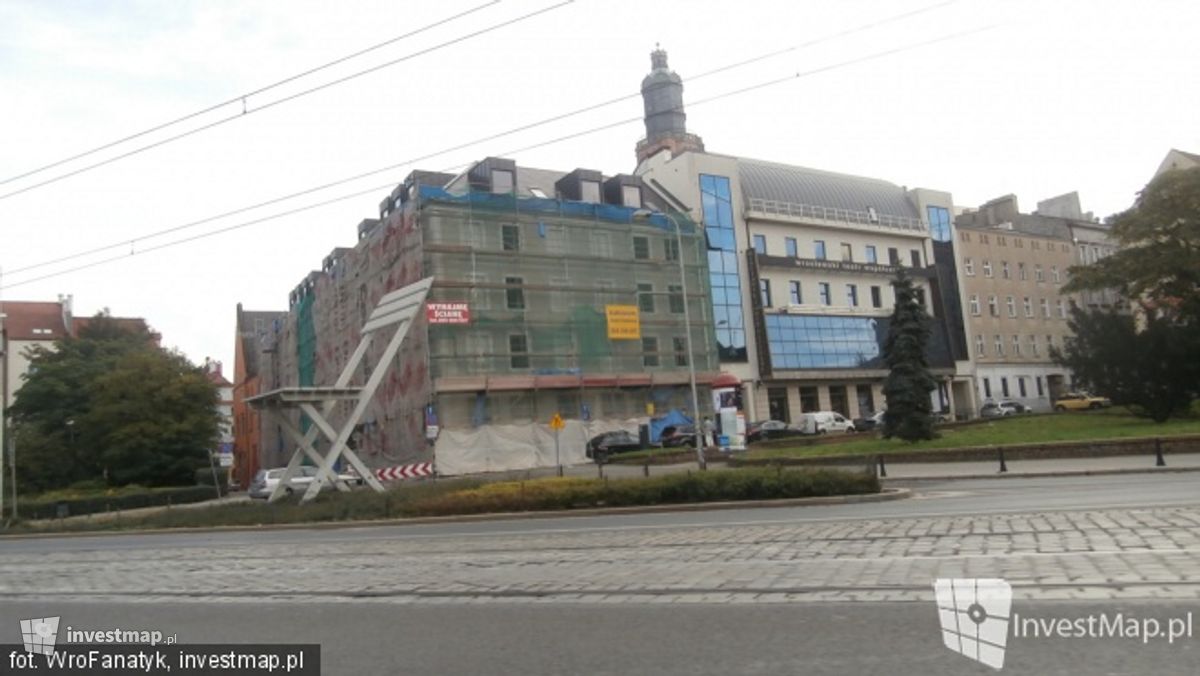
{"left": 426, "top": 302, "right": 470, "bottom": 324}
{"left": 375, "top": 463, "right": 434, "bottom": 481}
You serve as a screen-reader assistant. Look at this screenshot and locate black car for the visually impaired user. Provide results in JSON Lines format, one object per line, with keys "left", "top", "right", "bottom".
{"left": 746, "top": 419, "right": 806, "bottom": 442}
{"left": 586, "top": 430, "right": 642, "bottom": 463}
{"left": 852, "top": 410, "right": 886, "bottom": 432}
{"left": 660, "top": 425, "right": 700, "bottom": 448}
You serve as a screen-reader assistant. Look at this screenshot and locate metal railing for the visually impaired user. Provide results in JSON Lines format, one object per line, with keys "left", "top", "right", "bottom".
{"left": 747, "top": 198, "right": 926, "bottom": 232}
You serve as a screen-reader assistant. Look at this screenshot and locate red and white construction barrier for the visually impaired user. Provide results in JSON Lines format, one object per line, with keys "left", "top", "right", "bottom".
{"left": 374, "top": 463, "right": 434, "bottom": 481}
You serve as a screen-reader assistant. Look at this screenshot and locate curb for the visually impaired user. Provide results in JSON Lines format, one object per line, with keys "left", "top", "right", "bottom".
{"left": 0, "top": 488, "right": 911, "bottom": 541}
{"left": 882, "top": 465, "right": 1200, "bottom": 483}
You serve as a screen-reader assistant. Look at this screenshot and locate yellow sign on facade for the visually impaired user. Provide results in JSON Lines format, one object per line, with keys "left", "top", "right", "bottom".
{"left": 549, "top": 413, "right": 565, "bottom": 431}
{"left": 605, "top": 304, "right": 641, "bottom": 340}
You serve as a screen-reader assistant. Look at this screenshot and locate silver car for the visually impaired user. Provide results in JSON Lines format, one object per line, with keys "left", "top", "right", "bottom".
{"left": 248, "top": 466, "right": 360, "bottom": 499}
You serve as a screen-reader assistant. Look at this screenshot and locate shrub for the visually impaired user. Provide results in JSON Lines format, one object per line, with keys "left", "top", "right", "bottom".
{"left": 20, "top": 485, "right": 218, "bottom": 520}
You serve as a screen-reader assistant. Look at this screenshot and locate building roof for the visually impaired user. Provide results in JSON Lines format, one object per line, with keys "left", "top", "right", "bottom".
{"left": 737, "top": 159, "right": 920, "bottom": 220}
{"left": 0, "top": 301, "right": 67, "bottom": 341}
{"left": 237, "top": 308, "right": 286, "bottom": 377}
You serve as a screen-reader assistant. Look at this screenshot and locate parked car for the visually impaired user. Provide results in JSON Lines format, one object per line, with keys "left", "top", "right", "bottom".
{"left": 746, "top": 419, "right": 807, "bottom": 442}
{"left": 997, "top": 399, "right": 1031, "bottom": 413}
{"left": 248, "top": 465, "right": 359, "bottom": 499}
{"left": 1054, "top": 392, "right": 1112, "bottom": 411}
{"left": 853, "top": 410, "right": 886, "bottom": 432}
{"left": 980, "top": 402, "right": 1020, "bottom": 418}
{"left": 802, "top": 411, "right": 856, "bottom": 434}
{"left": 586, "top": 430, "right": 642, "bottom": 464}
{"left": 660, "top": 425, "right": 700, "bottom": 448}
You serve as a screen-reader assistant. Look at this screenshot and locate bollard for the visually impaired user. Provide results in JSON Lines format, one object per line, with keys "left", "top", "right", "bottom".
{"left": 1155, "top": 438, "right": 1166, "bottom": 467}
{"left": 557, "top": 465, "right": 564, "bottom": 478}
{"left": 877, "top": 455, "right": 887, "bottom": 478}
{"left": 998, "top": 448, "right": 1008, "bottom": 473}
{"left": 643, "top": 463, "right": 649, "bottom": 478}
{"left": 598, "top": 463, "right": 604, "bottom": 480}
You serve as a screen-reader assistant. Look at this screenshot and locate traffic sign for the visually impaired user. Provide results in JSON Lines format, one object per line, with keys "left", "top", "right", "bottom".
{"left": 549, "top": 413, "right": 565, "bottom": 431}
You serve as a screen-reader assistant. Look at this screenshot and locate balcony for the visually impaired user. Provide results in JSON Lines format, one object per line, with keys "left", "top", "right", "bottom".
{"left": 747, "top": 197, "right": 926, "bottom": 234}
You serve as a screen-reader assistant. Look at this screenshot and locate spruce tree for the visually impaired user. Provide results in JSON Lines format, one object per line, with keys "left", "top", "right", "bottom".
{"left": 882, "top": 268, "right": 937, "bottom": 442}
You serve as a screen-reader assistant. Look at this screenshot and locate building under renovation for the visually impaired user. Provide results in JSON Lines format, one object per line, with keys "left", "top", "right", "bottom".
{"left": 244, "top": 158, "right": 720, "bottom": 475}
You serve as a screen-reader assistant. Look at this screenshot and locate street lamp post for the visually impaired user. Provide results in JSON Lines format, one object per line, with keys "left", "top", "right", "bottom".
{"left": 633, "top": 209, "right": 706, "bottom": 470}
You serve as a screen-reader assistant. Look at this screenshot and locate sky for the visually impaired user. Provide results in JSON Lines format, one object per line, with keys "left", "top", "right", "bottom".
{"left": 1, "top": 0, "right": 1197, "bottom": 376}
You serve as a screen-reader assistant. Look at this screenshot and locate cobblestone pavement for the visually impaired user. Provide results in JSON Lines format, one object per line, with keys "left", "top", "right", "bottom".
{"left": 5, "top": 504, "right": 1200, "bottom": 605}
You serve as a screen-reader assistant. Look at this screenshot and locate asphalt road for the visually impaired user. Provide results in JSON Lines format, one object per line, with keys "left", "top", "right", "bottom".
{"left": 2, "top": 472, "right": 1198, "bottom": 675}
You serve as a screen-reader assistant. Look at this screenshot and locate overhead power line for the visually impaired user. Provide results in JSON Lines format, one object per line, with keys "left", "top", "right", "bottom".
{"left": 3, "top": 0, "right": 960, "bottom": 279}
{"left": 0, "top": 0, "right": 575, "bottom": 202}
{"left": 0, "top": 23, "right": 994, "bottom": 293}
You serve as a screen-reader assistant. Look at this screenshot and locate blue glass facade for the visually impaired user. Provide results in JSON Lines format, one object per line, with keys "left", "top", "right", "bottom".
{"left": 766, "top": 315, "right": 883, "bottom": 370}
{"left": 701, "top": 174, "right": 747, "bottom": 361}
{"left": 765, "top": 313, "right": 954, "bottom": 371}
{"left": 928, "top": 205, "right": 951, "bottom": 242}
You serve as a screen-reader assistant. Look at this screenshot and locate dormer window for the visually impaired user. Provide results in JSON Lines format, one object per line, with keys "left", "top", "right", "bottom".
{"left": 581, "top": 180, "right": 601, "bottom": 203}
{"left": 491, "top": 169, "right": 514, "bottom": 194}
{"left": 529, "top": 187, "right": 547, "bottom": 198}
{"left": 621, "top": 185, "right": 641, "bottom": 208}
{"left": 867, "top": 206, "right": 879, "bottom": 223}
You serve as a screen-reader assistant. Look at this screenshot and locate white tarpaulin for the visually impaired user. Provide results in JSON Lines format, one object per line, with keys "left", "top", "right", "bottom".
{"left": 434, "top": 419, "right": 642, "bottom": 476}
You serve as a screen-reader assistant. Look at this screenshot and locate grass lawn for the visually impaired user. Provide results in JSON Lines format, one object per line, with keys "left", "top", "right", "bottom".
{"left": 745, "top": 408, "right": 1200, "bottom": 460}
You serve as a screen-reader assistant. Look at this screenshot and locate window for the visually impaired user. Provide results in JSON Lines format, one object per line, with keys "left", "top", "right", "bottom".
{"left": 633, "top": 236, "right": 650, "bottom": 260}
{"left": 910, "top": 249, "right": 922, "bottom": 267}
{"left": 870, "top": 286, "right": 882, "bottom": 308}
{"left": 1046, "top": 334, "right": 1055, "bottom": 351}
{"left": 818, "top": 282, "right": 831, "bottom": 306}
{"left": 846, "top": 284, "right": 859, "bottom": 307}
{"left": 1051, "top": 265, "right": 1061, "bottom": 283}
{"left": 982, "top": 377, "right": 992, "bottom": 398}
{"left": 664, "top": 238, "right": 679, "bottom": 261}
{"left": 502, "top": 224, "right": 520, "bottom": 251}
{"left": 1006, "top": 296, "right": 1016, "bottom": 317}
{"left": 673, "top": 337, "right": 688, "bottom": 366}
{"left": 581, "top": 180, "right": 601, "bottom": 203}
{"left": 1036, "top": 376, "right": 1044, "bottom": 397}
{"left": 865, "top": 245, "right": 877, "bottom": 264}
{"left": 785, "top": 237, "right": 798, "bottom": 257}
{"left": 760, "top": 279, "right": 772, "bottom": 307}
{"left": 1015, "top": 238, "right": 1024, "bottom": 249}
{"left": 753, "top": 234, "right": 767, "bottom": 255}
{"left": 1029, "top": 334, "right": 1039, "bottom": 356}
{"left": 668, "top": 285, "right": 684, "bottom": 313}
{"left": 1057, "top": 299, "right": 1066, "bottom": 318}
{"left": 528, "top": 187, "right": 547, "bottom": 198}
{"left": 994, "top": 335, "right": 1004, "bottom": 355}
{"left": 509, "top": 334, "right": 529, "bottom": 369}
{"left": 969, "top": 295, "right": 981, "bottom": 316}
{"left": 1018, "top": 377, "right": 1027, "bottom": 397}
{"left": 927, "top": 205, "right": 952, "bottom": 242}
{"left": 1001, "top": 377, "right": 1010, "bottom": 397}
{"left": 988, "top": 295, "right": 999, "bottom": 316}
{"left": 814, "top": 240, "right": 827, "bottom": 260}
{"left": 964, "top": 257, "right": 975, "bottom": 275}
{"left": 888, "top": 248, "right": 900, "bottom": 266}
{"left": 799, "top": 386, "right": 819, "bottom": 411}
{"left": 981, "top": 234, "right": 990, "bottom": 244}
{"left": 1023, "top": 296, "right": 1033, "bottom": 317}
{"left": 789, "top": 280, "right": 802, "bottom": 305}
{"left": 974, "top": 334, "right": 984, "bottom": 356}
{"left": 1001, "top": 261, "right": 1010, "bottom": 279}
{"left": 961, "top": 231, "right": 972, "bottom": 243}
{"left": 1035, "top": 264, "right": 1045, "bottom": 282}
{"left": 1012, "top": 334, "right": 1021, "bottom": 356}
{"left": 983, "top": 260, "right": 993, "bottom": 277}
{"left": 998, "top": 236, "right": 1007, "bottom": 247}
{"left": 867, "top": 206, "right": 879, "bottom": 223}
{"left": 1018, "top": 262, "right": 1027, "bottom": 280}
{"left": 621, "top": 185, "right": 641, "bottom": 208}
{"left": 841, "top": 243, "right": 853, "bottom": 262}
{"left": 1040, "top": 298, "right": 1050, "bottom": 317}
{"left": 505, "top": 276, "right": 525, "bottom": 309}
{"left": 492, "top": 169, "right": 514, "bottom": 194}
{"left": 642, "top": 337, "right": 659, "bottom": 367}
{"left": 638, "top": 283, "right": 655, "bottom": 312}
{"left": 700, "top": 174, "right": 746, "bottom": 362}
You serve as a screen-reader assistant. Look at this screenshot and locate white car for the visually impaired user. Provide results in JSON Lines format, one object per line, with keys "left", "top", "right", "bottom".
{"left": 803, "top": 411, "right": 857, "bottom": 434}
{"left": 248, "top": 466, "right": 360, "bottom": 499}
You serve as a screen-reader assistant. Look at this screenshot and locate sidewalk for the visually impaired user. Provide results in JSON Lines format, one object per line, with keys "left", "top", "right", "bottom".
{"left": 876, "top": 451, "right": 1200, "bottom": 480}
